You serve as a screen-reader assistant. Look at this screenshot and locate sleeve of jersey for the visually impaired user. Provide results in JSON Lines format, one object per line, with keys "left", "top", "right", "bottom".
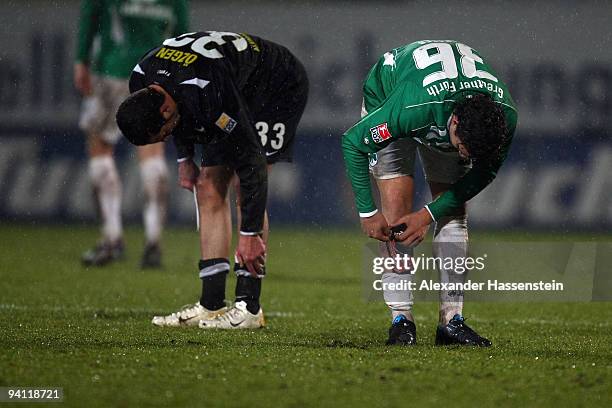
{"left": 174, "top": 1, "right": 189, "bottom": 35}
{"left": 426, "top": 111, "right": 517, "bottom": 221}
{"left": 171, "top": 87, "right": 195, "bottom": 160}
{"left": 173, "top": 137, "right": 195, "bottom": 161}
{"left": 341, "top": 136, "right": 377, "bottom": 217}
{"left": 172, "top": 107, "right": 195, "bottom": 161}
{"left": 208, "top": 80, "right": 267, "bottom": 234}
{"left": 235, "top": 133, "right": 268, "bottom": 234}
{"left": 75, "top": 0, "right": 99, "bottom": 64}
{"left": 170, "top": 105, "right": 195, "bottom": 160}
{"left": 341, "top": 89, "right": 409, "bottom": 218}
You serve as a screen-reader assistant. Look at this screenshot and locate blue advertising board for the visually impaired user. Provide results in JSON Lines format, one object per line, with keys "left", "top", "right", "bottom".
{"left": 0, "top": 127, "right": 609, "bottom": 231}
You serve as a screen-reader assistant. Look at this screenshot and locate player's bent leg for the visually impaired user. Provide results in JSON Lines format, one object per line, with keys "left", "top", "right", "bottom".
{"left": 428, "top": 187, "right": 468, "bottom": 326}
{"left": 377, "top": 176, "right": 414, "bottom": 225}
{"left": 371, "top": 139, "right": 418, "bottom": 344}
{"left": 198, "top": 170, "right": 269, "bottom": 330}
{"left": 82, "top": 135, "right": 124, "bottom": 267}
{"left": 153, "top": 166, "right": 235, "bottom": 328}
{"left": 197, "top": 165, "right": 234, "bottom": 259}
{"left": 429, "top": 182, "right": 491, "bottom": 346}
{"left": 377, "top": 177, "right": 417, "bottom": 344}
{"left": 429, "top": 182, "right": 468, "bottom": 324}
{"left": 376, "top": 176, "right": 416, "bottom": 320}
{"left": 137, "top": 143, "right": 168, "bottom": 269}
{"left": 196, "top": 166, "right": 234, "bottom": 311}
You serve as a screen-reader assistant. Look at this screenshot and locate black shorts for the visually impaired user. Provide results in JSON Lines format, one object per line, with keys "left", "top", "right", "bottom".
{"left": 201, "top": 52, "right": 309, "bottom": 167}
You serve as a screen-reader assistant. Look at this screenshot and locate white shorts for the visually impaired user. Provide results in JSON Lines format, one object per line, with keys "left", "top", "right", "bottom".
{"left": 361, "top": 97, "right": 471, "bottom": 184}
{"left": 78, "top": 76, "right": 130, "bottom": 144}
{"left": 369, "top": 138, "right": 471, "bottom": 184}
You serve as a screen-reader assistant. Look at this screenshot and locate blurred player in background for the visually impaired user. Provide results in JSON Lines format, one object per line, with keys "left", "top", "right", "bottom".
{"left": 116, "top": 31, "right": 308, "bottom": 329}
{"left": 343, "top": 40, "right": 517, "bottom": 346}
{"left": 74, "top": 0, "right": 188, "bottom": 268}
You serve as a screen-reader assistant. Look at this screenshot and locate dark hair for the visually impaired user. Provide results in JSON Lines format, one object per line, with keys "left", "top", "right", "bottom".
{"left": 116, "top": 87, "right": 166, "bottom": 146}
{"left": 453, "top": 93, "right": 507, "bottom": 161}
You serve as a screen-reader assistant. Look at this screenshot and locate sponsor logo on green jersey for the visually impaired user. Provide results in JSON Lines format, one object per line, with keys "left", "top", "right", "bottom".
{"left": 369, "top": 123, "right": 392, "bottom": 143}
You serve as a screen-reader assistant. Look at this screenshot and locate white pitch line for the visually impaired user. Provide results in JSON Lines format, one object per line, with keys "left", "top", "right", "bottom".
{"left": 0, "top": 304, "right": 607, "bottom": 326}
{"left": 297, "top": 313, "right": 612, "bottom": 328}
{"left": 0, "top": 304, "right": 303, "bottom": 318}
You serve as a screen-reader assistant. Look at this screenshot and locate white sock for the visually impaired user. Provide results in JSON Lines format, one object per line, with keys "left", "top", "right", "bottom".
{"left": 89, "top": 156, "right": 122, "bottom": 242}
{"left": 140, "top": 156, "right": 168, "bottom": 245}
{"left": 433, "top": 215, "right": 468, "bottom": 325}
{"left": 381, "top": 241, "right": 415, "bottom": 322}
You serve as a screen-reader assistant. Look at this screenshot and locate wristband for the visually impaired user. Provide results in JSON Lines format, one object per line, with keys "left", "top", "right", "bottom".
{"left": 359, "top": 209, "right": 379, "bottom": 218}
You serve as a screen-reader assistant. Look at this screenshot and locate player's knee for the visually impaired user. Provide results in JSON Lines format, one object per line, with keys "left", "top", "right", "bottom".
{"left": 378, "top": 177, "right": 414, "bottom": 222}
{"left": 87, "top": 134, "right": 114, "bottom": 157}
{"left": 433, "top": 215, "right": 468, "bottom": 241}
{"left": 140, "top": 157, "right": 168, "bottom": 196}
{"left": 137, "top": 143, "right": 164, "bottom": 161}
{"left": 196, "top": 176, "right": 229, "bottom": 212}
{"left": 382, "top": 195, "right": 411, "bottom": 223}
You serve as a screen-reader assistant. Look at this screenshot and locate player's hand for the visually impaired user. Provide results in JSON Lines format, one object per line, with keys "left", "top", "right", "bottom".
{"left": 360, "top": 211, "right": 391, "bottom": 242}
{"left": 74, "top": 63, "right": 92, "bottom": 96}
{"left": 393, "top": 208, "right": 432, "bottom": 246}
{"left": 236, "top": 234, "right": 266, "bottom": 277}
{"left": 178, "top": 159, "right": 199, "bottom": 191}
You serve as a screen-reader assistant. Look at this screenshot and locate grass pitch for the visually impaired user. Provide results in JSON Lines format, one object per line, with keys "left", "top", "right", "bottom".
{"left": 0, "top": 225, "right": 611, "bottom": 407}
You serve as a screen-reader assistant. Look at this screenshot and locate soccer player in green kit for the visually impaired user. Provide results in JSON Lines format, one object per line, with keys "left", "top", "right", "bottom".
{"left": 74, "top": 0, "right": 188, "bottom": 268}
{"left": 342, "top": 40, "right": 518, "bottom": 346}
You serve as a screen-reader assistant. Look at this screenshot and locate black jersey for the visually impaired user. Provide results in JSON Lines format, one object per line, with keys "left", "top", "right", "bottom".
{"left": 128, "top": 31, "right": 304, "bottom": 234}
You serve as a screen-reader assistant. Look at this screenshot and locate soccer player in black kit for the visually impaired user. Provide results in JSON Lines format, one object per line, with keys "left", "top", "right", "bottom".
{"left": 116, "top": 31, "right": 308, "bottom": 329}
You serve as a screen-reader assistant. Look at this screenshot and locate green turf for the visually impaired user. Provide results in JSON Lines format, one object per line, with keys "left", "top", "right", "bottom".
{"left": 0, "top": 225, "right": 611, "bottom": 407}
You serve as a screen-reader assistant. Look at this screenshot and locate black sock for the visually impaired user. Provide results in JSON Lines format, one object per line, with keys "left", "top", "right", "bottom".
{"left": 235, "top": 268, "right": 262, "bottom": 314}
{"left": 199, "top": 258, "right": 229, "bottom": 311}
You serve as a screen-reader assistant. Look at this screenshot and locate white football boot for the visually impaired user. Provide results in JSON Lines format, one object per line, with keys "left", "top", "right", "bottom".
{"left": 198, "top": 301, "right": 265, "bottom": 329}
{"left": 152, "top": 302, "right": 227, "bottom": 327}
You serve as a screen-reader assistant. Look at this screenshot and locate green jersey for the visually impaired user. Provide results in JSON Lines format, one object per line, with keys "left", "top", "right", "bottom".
{"left": 76, "top": 0, "right": 189, "bottom": 79}
{"left": 342, "top": 40, "right": 518, "bottom": 220}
